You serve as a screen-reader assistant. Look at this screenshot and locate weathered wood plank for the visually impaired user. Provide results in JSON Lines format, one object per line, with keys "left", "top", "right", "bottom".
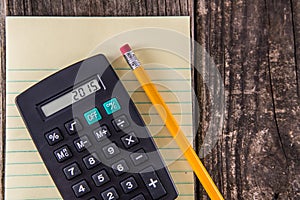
{"left": 195, "top": 0, "right": 300, "bottom": 199}
{"left": 291, "top": 0, "right": 300, "bottom": 98}
{"left": 0, "top": 0, "right": 5, "bottom": 197}
{"left": 266, "top": 0, "right": 300, "bottom": 199}
{"left": 50, "top": 0, "right": 64, "bottom": 16}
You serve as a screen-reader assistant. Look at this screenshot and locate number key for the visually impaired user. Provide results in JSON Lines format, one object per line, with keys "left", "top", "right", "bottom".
{"left": 83, "top": 153, "right": 100, "bottom": 169}
{"left": 72, "top": 180, "right": 91, "bottom": 198}
{"left": 63, "top": 162, "right": 81, "bottom": 180}
{"left": 92, "top": 169, "right": 110, "bottom": 187}
{"left": 120, "top": 176, "right": 138, "bottom": 193}
{"left": 101, "top": 187, "right": 119, "bottom": 200}
{"left": 102, "top": 143, "right": 120, "bottom": 158}
{"left": 112, "top": 160, "right": 129, "bottom": 176}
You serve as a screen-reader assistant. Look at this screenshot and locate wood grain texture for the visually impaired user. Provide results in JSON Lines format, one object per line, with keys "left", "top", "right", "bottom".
{"left": 1, "top": 0, "right": 299, "bottom": 199}
{"left": 195, "top": 0, "right": 300, "bottom": 199}
{"left": 0, "top": 0, "right": 5, "bottom": 197}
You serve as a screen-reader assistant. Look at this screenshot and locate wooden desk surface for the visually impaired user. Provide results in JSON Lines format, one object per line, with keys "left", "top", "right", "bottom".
{"left": 1, "top": 0, "right": 299, "bottom": 199}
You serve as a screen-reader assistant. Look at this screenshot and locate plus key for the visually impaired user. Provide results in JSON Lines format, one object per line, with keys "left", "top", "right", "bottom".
{"left": 139, "top": 167, "right": 167, "bottom": 200}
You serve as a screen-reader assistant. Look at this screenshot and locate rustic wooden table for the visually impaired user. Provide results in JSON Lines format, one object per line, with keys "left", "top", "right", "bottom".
{"left": 1, "top": 0, "right": 299, "bottom": 199}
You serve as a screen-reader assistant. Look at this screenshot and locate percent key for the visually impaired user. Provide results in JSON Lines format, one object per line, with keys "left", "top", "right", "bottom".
{"left": 45, "top": 129, "right": 63, "bottom": 145}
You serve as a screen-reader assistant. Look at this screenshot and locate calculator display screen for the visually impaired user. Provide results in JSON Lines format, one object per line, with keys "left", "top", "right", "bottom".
{"left": 41, "top": 79, "right": 101, "bottom": 117}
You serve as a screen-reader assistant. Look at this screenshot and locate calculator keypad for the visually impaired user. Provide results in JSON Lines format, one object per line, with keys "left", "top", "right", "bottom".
{"left": 47, "top": 103, "right": 174, "bottom": 199}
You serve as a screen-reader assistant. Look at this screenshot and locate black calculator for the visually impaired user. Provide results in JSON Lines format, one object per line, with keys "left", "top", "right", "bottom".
{"left": 16, "top": 54, "right": 178, "bottom": 200}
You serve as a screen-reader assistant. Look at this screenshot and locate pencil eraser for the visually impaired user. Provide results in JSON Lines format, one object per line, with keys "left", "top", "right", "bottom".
{"left": 120, "top": 44, "right": 132, "bottom": 55}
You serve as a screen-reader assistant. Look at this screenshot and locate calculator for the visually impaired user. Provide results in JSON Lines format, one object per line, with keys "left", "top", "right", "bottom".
{"left": 16, "top": 54, "right": 178, "bottom": 200}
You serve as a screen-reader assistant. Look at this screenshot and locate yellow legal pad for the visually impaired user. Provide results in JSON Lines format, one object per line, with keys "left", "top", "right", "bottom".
{"left": 5, "top": 17, "right": 194, "bottom": 199}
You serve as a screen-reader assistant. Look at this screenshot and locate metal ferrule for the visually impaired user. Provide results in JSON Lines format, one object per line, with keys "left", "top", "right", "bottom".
{"left": 123, "top": 51, "right": 141, "bottom": 70}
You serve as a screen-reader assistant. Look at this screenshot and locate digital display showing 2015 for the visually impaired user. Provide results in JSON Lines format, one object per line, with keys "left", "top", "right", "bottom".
{"left": 41, "top": 79, "right": 101, "bottom": 117}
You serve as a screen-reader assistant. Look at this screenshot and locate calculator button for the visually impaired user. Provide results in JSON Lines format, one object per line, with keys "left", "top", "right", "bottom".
{"left": 139, "top": 167, "right": 167, "bottom": 200}
{"left": 112, "top": 115, "right": 130, "bottom": 131}
{"left": 121, "top": 132, "right": 139, "bottom": 148}
{"left": 92, "top": 169, "right": 110, "bottom": 187}
{"left": 83, "top": 153, "right": 101, "bottom": 169}
{"left": 112, "top": 160, "right": 129, "bottom": 176}
{"left": 103, "top": 98, "right": 121, "bottom": 115}
{"left": 93, "top": 125, "right": 111, "bottom": 141}
{"left": 131, "top": 194, "right": 146, "bottom": 200}
{"left": 65, "top": 119, "right": 83, "bottom": 135}
{"left": 120, "top": 176, "right": 138, "bottom": 193}
{"left": 72, "top": 180, "right": 91, "bottom": 198}
{"left": 45, "top": 128, "right": 63, "bottom": 145}
{"left": 74, "top": 136, "right": 92, "bottom": 152}
{"left": 84, "top": 108, "right": 102, "bottom": 125}
{"left": 130, "top": 149, "right": 148, "bottom": 166}
{"left": 63, "top": 162, "right": 82, "bottom": 180}
{"left": 102, "top": 143, "right": 120, "bottom": 158}
{"left": 101, "top": 187, "right": 119, "bottom": 200}
{"left": 54, "top": 145, "right": 72, "bottom": 162}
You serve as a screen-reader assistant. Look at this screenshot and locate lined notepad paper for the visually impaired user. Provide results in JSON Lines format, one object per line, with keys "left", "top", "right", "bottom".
{"left": 6, "top": 17, "right": 194, "bottom": 200}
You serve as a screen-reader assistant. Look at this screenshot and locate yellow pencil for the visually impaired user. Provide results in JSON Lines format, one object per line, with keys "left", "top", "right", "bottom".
{"left": 120, "top": 44, "right": 224, "bottom": 200}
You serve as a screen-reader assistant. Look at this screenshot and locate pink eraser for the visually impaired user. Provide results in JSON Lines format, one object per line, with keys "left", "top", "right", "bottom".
{"left": 120, "top": 44, "right": 132, "bottom": 55}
